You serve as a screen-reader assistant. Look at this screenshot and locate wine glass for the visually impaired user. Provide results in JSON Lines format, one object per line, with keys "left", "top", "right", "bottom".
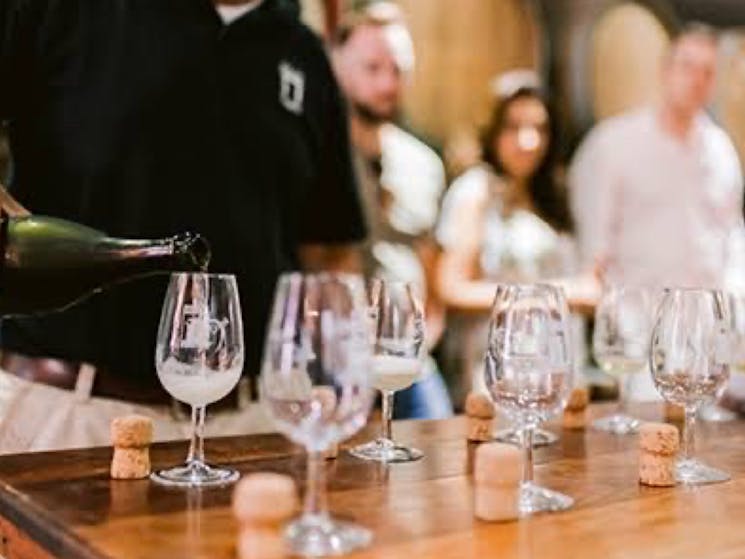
{"left": 151, "top": 273, "right": 244, "bottom": 487}
{"left": 260, "top": 273, "right": 375, "bottom": 557}
{"left": 727, "top": 291, "right": 745, "bottom": 386}
{"left": 592, "top": 285, "right": 656, "bottom": 435}
{"left": 650, "top": 288, "right": 731, "bottom": 485}
{"left": 699, "top": 291, "right": 745, "bottom": 422}
{"left": 485, "top": 283, "right": 574, "bottom": 514}
{"left": 349, "top": 280, "right": 425, "bottom": 463}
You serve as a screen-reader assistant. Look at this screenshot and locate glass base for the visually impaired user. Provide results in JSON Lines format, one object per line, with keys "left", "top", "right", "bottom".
{"left": 519, "top": 482, "right": 574, "bottom": 515}
{"left": 494, "top": 428, "right": 558, "bottom": 447}
{"left": 699, "top": 404, "right": 737, "bottom": 423}
{"left": 150, "top": 460, "right": 239, "bottom": 488}
{"left": 592, "top": 413, "right": 640, "bottom": 435}
{"left": 285, "top": 513, "right": 372, "bottom": 557}
{"left": 348, "top": 438, "right": 423, "bottom": 463}
{"left": 676, "top": 458, "right": 730, "bottom": 485}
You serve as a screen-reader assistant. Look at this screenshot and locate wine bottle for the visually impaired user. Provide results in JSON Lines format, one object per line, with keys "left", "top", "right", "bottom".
{"left": 0, "top": 214, "right": 211, "bottom": 316}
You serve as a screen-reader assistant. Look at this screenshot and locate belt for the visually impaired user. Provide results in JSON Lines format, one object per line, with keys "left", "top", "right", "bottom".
{"left": 0, "top": 351, "right": 248, "bottom": 411}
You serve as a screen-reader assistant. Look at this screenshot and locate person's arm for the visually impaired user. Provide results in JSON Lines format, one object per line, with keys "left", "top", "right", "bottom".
{"left": 0, "top": 182, "right": 29, "bottom": 216}
{"left": 435, "top": 176, "right": 497, "bottom": 313}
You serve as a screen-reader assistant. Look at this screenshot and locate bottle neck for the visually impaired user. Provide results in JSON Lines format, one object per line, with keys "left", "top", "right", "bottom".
{"left": 101, "top": 237, "right": 177, "bottom": 259}
{"left": 104, "top": 233, "right": 211, "bottom": 272}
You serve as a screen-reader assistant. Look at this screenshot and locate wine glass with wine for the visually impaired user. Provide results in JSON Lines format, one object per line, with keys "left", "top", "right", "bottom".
{"left": 349, "top": 279, "right": 426, "bottom": 463}
{"left": 151, "top": 272, "right": 244, "bottom": 487}
{"left": 592, "top": 285, "right": 656, "bottom": 434}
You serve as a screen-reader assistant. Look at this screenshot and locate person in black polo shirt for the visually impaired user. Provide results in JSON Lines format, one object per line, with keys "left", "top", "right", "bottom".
{"left": 0, "top": 0, "right": 367, "bottom": 452}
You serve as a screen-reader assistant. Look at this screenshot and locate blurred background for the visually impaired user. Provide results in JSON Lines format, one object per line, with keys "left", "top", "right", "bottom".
{"left": 295, "top": 0, "right": 745, "bottom": 179}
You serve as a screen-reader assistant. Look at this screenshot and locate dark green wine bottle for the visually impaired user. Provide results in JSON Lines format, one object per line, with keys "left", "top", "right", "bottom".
{"left": 0, "top": 215, "right": 211, "bottom": 316}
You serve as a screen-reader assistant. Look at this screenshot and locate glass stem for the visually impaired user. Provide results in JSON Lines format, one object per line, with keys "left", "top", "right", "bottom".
{"left": 522, "top": 427, "right": 534, "bottom": 484}
{"left": 381, "top": 390, "right": 394, "bottom": 442}
{"left": 683, "top": 406, "right": 696, "bottom": 462}
{"left": 186, "top": 406, "right": 206, "bottom": 465}
{"left": 617, "top": 373, "right": 629, "bottom": 416}
{"left": 303, "top": 451, "right": 329, "bottom": 520}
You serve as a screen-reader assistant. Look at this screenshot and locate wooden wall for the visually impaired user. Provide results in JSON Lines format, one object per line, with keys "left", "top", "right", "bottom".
{"left": 394, "top": 0, "right": 540, "bottom": 144}
{"left": 715, "top": 32, "right": 745, "bottom": 169}
{"left": 590, "top": 3, "right": 670, "bottom": 119}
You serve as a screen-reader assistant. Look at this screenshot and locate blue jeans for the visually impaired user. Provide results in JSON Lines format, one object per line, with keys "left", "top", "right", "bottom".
{"left": 393, "top": 357, "right": 453, "bottom": 420}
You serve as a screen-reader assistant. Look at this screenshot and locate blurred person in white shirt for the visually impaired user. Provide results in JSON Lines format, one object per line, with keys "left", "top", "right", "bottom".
{"left": 332, "top": 1, "right": 452, "bottom": 419}
{"left": 570, "top": 24, "right": 743, "bottom": 289}
{"left": 569, "top": 24, "right": 745, "bottom": 404}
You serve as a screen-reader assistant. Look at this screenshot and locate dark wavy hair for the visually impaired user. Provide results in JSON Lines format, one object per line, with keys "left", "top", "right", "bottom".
{"left": 481, "top": 87, "right": 573, "bottom": 233}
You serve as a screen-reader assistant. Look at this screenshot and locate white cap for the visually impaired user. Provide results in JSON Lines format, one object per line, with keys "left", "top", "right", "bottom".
{"left": 490, "top": 68, "right": 541, "bottom": 99}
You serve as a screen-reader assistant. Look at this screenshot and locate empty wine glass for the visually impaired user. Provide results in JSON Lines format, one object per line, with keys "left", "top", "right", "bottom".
{"left": 650, "top": 288, "right": 731, "bottom": 485}
{"left": 485, "top": 283, "right": 574, "bottom": 514}
{"left": 151, "top": 273, "right": 244, "bottom": 487}
{"left": 592, "top": 285, "right": 656, "bottom": 435}
{"left": 699, "top": 291, "right": 745, "bottom": 423}
{"left": 350, "top": 279, "right": 425, "bottom": 463}
{"left": 260, "top": 273, "right": 375, "bottom": 557}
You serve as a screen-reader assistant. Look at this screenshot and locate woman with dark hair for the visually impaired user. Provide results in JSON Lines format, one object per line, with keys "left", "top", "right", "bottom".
{"left": 436, "top": 73, "right": 581, "bottom": 405}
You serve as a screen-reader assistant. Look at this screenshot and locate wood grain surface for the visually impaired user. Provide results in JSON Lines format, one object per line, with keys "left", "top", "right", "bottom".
{"left": 0, "top": 404, "right": 742, "bottom": 559}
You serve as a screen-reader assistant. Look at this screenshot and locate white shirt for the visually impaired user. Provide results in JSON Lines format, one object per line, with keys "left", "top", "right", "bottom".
{"left": 437, "top": 166, "right": 576, "bottom": 281}
{"left": 215, "top": 1, "right": 263, "bottom": 24}
{"left": 569, "top": 106, "right": 744, "bottom": 289}
{"left": 362, "top": 124, "right": 446, "bottom": 291}
{"left": 379, "top": 124, "right": 445, "bottom": 238}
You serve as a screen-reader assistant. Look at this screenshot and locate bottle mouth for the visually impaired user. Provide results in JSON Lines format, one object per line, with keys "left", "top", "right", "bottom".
{"left": 174, "top": 232, "right": 211, "bottom": 272}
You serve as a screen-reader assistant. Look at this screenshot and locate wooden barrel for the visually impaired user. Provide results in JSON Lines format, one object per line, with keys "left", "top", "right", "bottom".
{"left": 395, "top": 0, "right": 543, "bottom": 144}
{"left": 590, "top": 2, "right": 670, "bottom": 120}
{"left": 540, "top": 0, "right": 677, "bottom": 150}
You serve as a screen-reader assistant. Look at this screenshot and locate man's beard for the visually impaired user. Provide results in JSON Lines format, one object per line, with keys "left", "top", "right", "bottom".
{"left": 352, "top": 101, "right": 398, "bottom": 125}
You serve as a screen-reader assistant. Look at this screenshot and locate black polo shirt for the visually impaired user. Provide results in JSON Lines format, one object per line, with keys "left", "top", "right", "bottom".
{"left": 0, "top": 0, "right": 366, "bottom": 388}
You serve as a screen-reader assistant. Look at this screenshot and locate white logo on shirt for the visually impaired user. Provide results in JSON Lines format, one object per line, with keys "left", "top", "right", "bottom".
{"left": 278, "top": 61, "right": 305, "bottom": 115}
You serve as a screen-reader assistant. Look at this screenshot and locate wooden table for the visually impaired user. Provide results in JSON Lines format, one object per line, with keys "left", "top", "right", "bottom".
{"left": 0, "top": 404, "right": 743, "bottom": 559}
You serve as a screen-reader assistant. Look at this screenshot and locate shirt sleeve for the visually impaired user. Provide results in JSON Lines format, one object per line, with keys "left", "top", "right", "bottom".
{"left": 380, "top": 126, "right": 445, "bottom": 238}
{"left": 568, "top": 123, "right": 620, "bottom": 268}
{"left": 435, "top": 167, "right": 487, "bottom": 250}
{"left": 296, "top": 40, "right": 367, "bottom": 245}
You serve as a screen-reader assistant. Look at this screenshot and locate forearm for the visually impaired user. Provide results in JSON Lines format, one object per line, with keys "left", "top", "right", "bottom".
{"left": 438, "top": 276, "right": 499, "bottom": 314}
{"left": 0, "top": 182, "right": 30, "bottom": 217}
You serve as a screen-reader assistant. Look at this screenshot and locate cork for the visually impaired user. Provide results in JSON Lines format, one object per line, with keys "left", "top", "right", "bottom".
{"left": 562, "top": 409, "right": 586, "bottom": 430}
{"left": 110, "top": 415, "right": 153, "bottom": 448}
{"left": 233, "top": 473, "right": 298, "bottom": 527}
{"left": 110, "top": 447, "right": 150, "bottom": 480}
{"left": 474, "top": 486, "right": 520, "bottom": 522}
{"left": 639, "top": 422, "right": 679, "bottom": 456}
{"left": 237, "top": 527, "right": 286, "bottom": 559}
{"left": 474, "top": 443, "right": 522, "bottom": 487}
{"left": 565, "top": 388, "right": 589, "bottom": 412}
{"left": 467, "top": 417, "right": 494, "bottom": 442}
{"left": 465, "top": 392, "right": 495, "bottom": 419}
{"left": 639, "top": 452, "right": 676, "bottom": 487}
